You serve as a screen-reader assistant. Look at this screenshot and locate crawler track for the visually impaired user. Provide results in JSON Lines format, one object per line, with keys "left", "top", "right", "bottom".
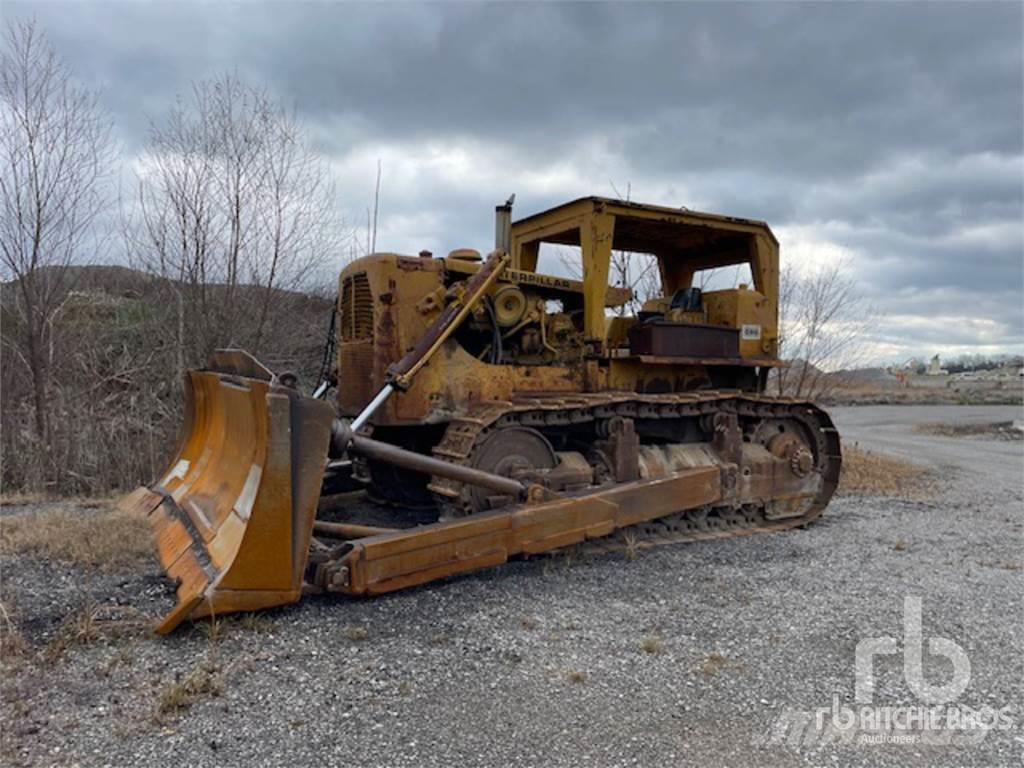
{"left": 427, "top": 390, "right": 841, "bottom": 549}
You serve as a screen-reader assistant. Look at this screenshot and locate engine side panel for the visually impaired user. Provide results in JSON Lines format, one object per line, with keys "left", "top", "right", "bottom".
{"left": 336, "top": 254, "right": 770, "bottom": 427}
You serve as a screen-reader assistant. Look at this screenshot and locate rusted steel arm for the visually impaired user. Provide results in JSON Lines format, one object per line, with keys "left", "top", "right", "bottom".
{"left": 348, "top": 433, "right": 526, "bottom": 499}
{"left": 313, "top": 521, "right": 397, "bottom": 539}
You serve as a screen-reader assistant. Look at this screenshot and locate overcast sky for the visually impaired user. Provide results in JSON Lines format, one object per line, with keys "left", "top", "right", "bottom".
{"left": 7, "top": 1, "right": 1023, "bottom": 363}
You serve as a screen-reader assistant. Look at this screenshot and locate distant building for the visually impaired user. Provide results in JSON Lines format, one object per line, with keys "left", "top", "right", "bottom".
{"left": 926, "top": 354, "right": 948, "bottom": 376}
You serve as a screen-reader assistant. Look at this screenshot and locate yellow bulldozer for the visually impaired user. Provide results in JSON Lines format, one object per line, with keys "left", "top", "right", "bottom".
{"left": 121, "top": 197, "right": 841, "bottom": 633}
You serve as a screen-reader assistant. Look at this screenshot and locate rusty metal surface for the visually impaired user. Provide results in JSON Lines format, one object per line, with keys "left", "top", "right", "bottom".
{"left": 314, "top": 465, "right": 721, "bottom": 596}
{"left": 127, "top": 372, "right": 839, "bottom": 630}
{"left": 313, "top": 520, "right": 397, "bottom": 539}
{"left": 628, "top": 321, "right": 741, "bottom": 358}
{"left": 204, "top": 349, "right": 275, "bottom": 381}
{"left": 609, "top": 352, "right": 784, "bottom": 368}
{"left": 332, "top": 197, "right": 781, "bottom": 427}
{"left": 444, "top": 257, "right": 635, "bottom": 308}
{"left": 335, "top": 252, "right": 583, "bottom": 424}
{"left": 349, "top": 433, "right": 526, "bottom": 499}
{"left": 308, "top": 392, "right": 840, "bottom": 602}
{"left": 121, "top": 197, "right": 844, "bottom": 632}
{"left": 386, "top": 250, "right": 509, "bottom": 390}
{"left": 426, "top": 390, "right": 838, "bottom": 511}
{"left": 120, "top": 361, "right": 335, "bottom": 634}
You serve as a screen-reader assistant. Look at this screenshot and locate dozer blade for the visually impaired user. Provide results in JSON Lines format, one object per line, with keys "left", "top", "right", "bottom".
{"left": 120, "top": 351, "right": 335, "bottom": 634}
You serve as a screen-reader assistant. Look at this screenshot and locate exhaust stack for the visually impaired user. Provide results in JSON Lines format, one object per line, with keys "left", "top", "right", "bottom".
{"left": 495, "top": 193, "right": 515, "bottom": 254}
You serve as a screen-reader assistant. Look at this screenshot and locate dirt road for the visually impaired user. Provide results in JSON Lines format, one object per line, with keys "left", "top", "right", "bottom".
{"left": 832, "top": 404, "right": 1023, "bottom": 476}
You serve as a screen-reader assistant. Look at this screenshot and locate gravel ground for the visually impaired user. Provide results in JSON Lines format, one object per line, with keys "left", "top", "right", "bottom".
{"left": 2, "top": 404, "right": 1022, "bottom": 767}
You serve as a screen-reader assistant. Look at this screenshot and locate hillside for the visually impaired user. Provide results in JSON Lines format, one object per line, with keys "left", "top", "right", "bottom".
{"left": 1, "top": 264, "right": 335, "bottom": 495}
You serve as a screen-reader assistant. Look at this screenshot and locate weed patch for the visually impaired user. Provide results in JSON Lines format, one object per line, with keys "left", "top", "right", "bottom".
{"left": 0, "top": 503, "right": 152, "bottom": 571}
{"left": 839, "top": 445, "right": 936, "bottom": 499}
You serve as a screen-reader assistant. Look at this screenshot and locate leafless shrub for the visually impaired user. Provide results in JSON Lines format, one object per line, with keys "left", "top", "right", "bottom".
{"left": 556, "top": 183, "right": 661, "bottom": 314}
{"left": 1, "top": 69, "right": 344, "bottom": 497}
{"left": 773, "top": 260, "right": 878, "bottom": 399}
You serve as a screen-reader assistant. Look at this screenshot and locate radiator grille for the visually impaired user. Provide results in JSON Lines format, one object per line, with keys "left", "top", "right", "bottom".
{"left": 339, "top": 273, "right": 373, "bottom": 342}
{"left": 338, "top": 341, "right": 375, "bottom": 413}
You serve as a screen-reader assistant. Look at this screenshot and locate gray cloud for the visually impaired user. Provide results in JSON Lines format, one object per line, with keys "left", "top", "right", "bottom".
{"left": 7, "top": 0, "right": 1023, "bottom": 362}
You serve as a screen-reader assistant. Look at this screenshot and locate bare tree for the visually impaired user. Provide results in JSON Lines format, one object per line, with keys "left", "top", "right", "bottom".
{"left": 126, "top": 73, "right": 344, "bottom": 375}
{"left": 774, "top": 259, "right": 878, "bottom": 398}
{"left": 0, "top": 18, "right": 115, "bottom": 443}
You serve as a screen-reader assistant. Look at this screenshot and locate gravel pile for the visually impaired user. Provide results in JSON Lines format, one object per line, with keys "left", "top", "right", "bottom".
{"left": 2, "top": 405, "right": 1021, "bottom": 767}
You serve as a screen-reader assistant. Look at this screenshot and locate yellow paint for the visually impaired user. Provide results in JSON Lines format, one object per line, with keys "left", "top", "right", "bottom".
{"left": 337, "top": 197, "right": 783, "bottom": 425}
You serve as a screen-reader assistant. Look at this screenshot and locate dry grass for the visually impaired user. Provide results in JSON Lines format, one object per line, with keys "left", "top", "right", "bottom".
{"left": 0, "top": 601, "right": 29, "bottom": 662}
{"left": 978, "top": 559, "right": 1023, "bottom": 572}
{"left": 343, "top": 625, "right": 369, "bottom": 642}
{"left": 155, "top": 658, "right": 223, "bottom": 719}
{"left": 189, "top": 612, "right": 277, "bottom": 641}
{"left": 46, "top": 603, "right": 148, "bottom": 660}
{"left": 0, "top": 599, "right": 147, "bottom": 665}
{"left": 0, "top": 502, "right": 152, "bottom": 571}
{"left": 156, "top": 609, "right": 226, "bottom": 721}
{"left": 0, "top": 492, "right": 53, "bottom": 507}
{"left": 238, "top": 612, "right": 277, "bottom": 634}
{"left": 196, "top": 615, "right": 225, "bottom": 643}
{"left": 839, "top": 445, "right": 936, "bottom": 499}
{"left": 641, "top": 635, "right": 663, "bottom": 655}
{"left": 914, "top": 421, "right": 1021, "bottom": 439}
{"left": 622, "top": 531, "right": 640, "bottom": 562}
{"left": 542, "top": 545, "right": 587, "bottom": 577}
{"left": 701, "top": 652, "right": 729, "bottom": 676}
{"left": 0, "top": 493, "right": 115, "bottom": 508}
